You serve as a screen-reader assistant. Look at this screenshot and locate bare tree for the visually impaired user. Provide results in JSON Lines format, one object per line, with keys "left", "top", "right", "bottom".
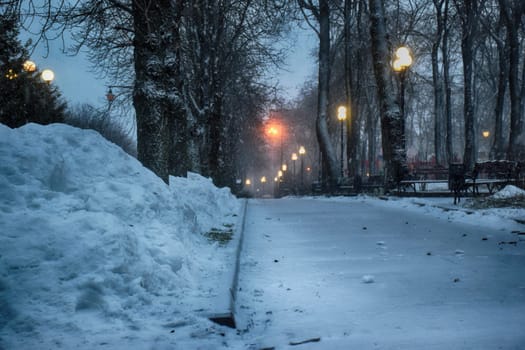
{"left": 368, "top": 0, "right": 407, "bottom": 185}
{"left": 431, "top": 0, "right": 448, "bottom": 166}
{"left": 298, "top": 0, "right": 339, "bottom": 190}
{"left": 132, "top": 0, "right": 186, "bottom": 183}
{"left": 454, "top": 0, "right": 479, "bottom": 170}
{"left": 498, "top": 0, "right": 525, "bottom": 161}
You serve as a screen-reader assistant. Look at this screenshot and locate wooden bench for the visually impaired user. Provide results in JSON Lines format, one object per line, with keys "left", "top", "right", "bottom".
{"left": 358, "top": 175, "right": 384, "bottom": 193}
{"left": 467, "top": 160, "right": 520, "bottom": 195}
{"left": 398, "top": 165, "right": 449, "bottom": 192}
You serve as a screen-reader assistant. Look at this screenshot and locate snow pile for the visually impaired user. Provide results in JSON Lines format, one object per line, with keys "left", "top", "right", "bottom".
{"left": 492, "top": 185, "right": 525, "bottom": 199}
{"left": 0, "top": 123, "right": 240, "bottom": 349}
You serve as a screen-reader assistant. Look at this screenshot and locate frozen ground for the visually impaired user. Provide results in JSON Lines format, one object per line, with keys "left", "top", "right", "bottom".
{"left": 235, "top": 196, "right": 525, "bottom": 349}
{"left": 1, "top": 123, "right": 524, "bottom": 349}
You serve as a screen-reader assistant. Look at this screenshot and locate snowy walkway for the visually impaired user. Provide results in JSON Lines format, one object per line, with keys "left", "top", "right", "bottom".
{"left": 235, "top": 197, "right": 525, "bottom": 349}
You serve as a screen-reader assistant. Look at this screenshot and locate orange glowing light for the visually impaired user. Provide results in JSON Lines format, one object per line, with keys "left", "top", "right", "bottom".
{"left": 267, "top": 125, "right": 279, "bottom": 136}
{"left": 265, "top": 120, "right": 287, "bottom": 143}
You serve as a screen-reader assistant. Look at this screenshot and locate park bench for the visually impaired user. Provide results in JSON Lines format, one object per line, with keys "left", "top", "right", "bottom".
{"left": 398, "top": 165, "right": 449, "bottom": 193}
{"left": 466, "top": 160, "right": 520, "bottom": 195}
{"left": 359, "top": 174, "right": 385, "bottom": 193}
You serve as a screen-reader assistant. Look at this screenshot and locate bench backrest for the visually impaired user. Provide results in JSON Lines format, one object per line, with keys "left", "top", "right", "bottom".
{"left": 473, "top": 160, "right": 518, "bottom": 180}
{"left": 413, "top": 166, "right": 449, "bottom": 180}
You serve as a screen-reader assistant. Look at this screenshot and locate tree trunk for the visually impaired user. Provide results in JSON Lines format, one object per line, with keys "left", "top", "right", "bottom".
{"left": 443, "top": 0, "right": 453, "bottom": 163}
{"left": 456, "top": 0, "right": 477, "bottom": 170}
{"left": 209, "top": 89, "right": 224, "bottom": 185}
{"left": 344, "top": 0, "right": 355, "bottom": 177}
{"left": 169, "top": 1, "right": 190, "bottom": 177}
{"left": 501, "top": 0, "right": 525, "bottom": 161}
{"left": 317, "top": 0, "right": 339, "bottom": 190}
{"left": 492, "top": 11, "right": 508, "bottom": 160}
{"left": 432, "top": 0, "right": 447, "bottom": 166}
{"left": 133, "top": 0, "right": 181, "bottom": 184}
{"left": 368, "top": 0, "right": 407, "bottom": 186}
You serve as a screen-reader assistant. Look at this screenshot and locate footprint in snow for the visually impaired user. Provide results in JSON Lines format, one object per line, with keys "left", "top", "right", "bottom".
{"left": 362, "top": 275, "right": 375, "bottom": 284}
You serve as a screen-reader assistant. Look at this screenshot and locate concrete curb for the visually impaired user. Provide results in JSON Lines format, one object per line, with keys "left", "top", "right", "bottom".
{"left": 209, "top": 198, "right": 248, "bottom": 328}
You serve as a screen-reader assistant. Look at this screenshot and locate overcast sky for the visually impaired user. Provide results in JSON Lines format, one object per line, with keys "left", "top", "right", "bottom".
{"left": 25, "top": 27, "right": 317, "bottom": 109}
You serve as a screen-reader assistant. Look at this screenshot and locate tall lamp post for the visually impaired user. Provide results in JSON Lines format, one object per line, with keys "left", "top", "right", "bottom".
{"left": 291, "top": 152, "right": 298, "bottom": 193}
{"left": 392, "top": 46, "right": 413, "bottom": 120}
{"left": 337, "top": 106, "right": 347, "bottom": 178}
{"left": 482, "top": 130, "right": 490, "bottom": 160}
{"left": 260, "top": 176, "right": 267, "bottom": 196}
{"left": 299, "top": 146, "right": 306, "bottom": 191}
{"left": 267, "top": 123, "right": 284, "bottom": 180}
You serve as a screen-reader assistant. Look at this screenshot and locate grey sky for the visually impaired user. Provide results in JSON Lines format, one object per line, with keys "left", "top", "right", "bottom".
{"left": 25, "top": 27, "right": 316, "bottom": 108}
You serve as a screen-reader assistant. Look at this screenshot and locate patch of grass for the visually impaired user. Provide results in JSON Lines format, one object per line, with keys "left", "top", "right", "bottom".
{"left": 204, "top": 227, "right": 234, "bottom": 246}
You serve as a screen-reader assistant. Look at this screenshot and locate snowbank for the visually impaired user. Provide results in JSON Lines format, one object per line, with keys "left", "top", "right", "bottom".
{"left": 0, "top": 123, "right": 241, "bottom": 349}
{"left": 492, "top": 184, "right": 525, "bottom": 199}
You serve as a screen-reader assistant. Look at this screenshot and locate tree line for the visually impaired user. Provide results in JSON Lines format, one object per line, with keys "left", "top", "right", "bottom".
{"left": 293, "top": 0, "right": 524, "bottom": 189}
{"left": 2, "top": 0, "right": 293, "bottom": 189}
{"left": 2, "top": 0, "right": 524, "bottom": 192}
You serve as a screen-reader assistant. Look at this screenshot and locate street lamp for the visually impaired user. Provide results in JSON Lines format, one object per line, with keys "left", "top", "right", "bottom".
{"left": 337, "top": 106, "right": 347, "bottom": 178}
{"left": 41, "top": 69, "right": 55, "bottom": 84}
{"left": 291, "top": 152, "right": 298, "bottom": 190}
{"left": 22, "top": 60, "right": 36, "bottom": 73}
{"left": 481, "top": 130, "right": 491, "bottom": 160}
{"left": 21, "top": 60, "right": 37, "bottom": 106}
{"left": 260, "top": 176, "right": 267, "bottom": 195}
{"left": 106, "top": 88, "right": 116, "bottom": 103}
{"left": 393, "top": 46, "right": 413, "bottom": 119}
{"left": 266, "top": 121, "right": 285, "bottom": 179}
{"left": 299, "top": 146, "right": 306, "bottom": 190}
{"left": 291, "top": 152, "right": 298, "bottom": 164}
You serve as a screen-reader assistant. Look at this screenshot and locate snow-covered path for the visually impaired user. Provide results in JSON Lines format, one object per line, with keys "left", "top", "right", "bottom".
{"left": 236, "top": 197, "right": 525, "bottom": 349}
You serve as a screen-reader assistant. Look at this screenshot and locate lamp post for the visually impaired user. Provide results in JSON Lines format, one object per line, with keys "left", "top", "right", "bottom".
{"left": 41, "top": 69, "right": 55, "bottom": 84}
{"left": 393, "top": 46, "right": 413, "bottom": 120}
{"left": 299, "top": 146, "right": 306, "bottom": 191}
{"left": 22, "top": 60, "right": 36, "bottom": 73}
{"left": 337, "top": 106, "right": 347, "bottom": 178}
{"left": 291, "top": 152, "right": 298, "bottom": 193}
{"left": 22, "top": 60, "right": 37, "bottom": 106}
{"left": 482, "top": 130, "right": 490, "bottom": 160}
{"left": 106, "top": 88, "right": 116, "bottom": 103}
{"left": 260, "top": 176, "right": 267, "bottom": 196}
{"left": 267, "top": 122, "right": 284, "bottom": 180}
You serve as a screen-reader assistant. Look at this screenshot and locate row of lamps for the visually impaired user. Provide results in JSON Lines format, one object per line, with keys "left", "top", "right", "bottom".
{"left": 5, "top": 60, "right": 55, "bottom": 84}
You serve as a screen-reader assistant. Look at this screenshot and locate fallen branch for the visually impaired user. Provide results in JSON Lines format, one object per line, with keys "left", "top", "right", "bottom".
{"left": 289, "top": 337, "right": 321, "bottom": 346}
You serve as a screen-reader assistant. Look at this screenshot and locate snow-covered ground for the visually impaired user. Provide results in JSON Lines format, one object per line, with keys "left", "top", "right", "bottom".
{"left": 0, "top": 123, "right": 242, "bottom": 349}
{"left": 237, "top": 196, "right": 525, "bottom": 349}
{"left": 1, "top": 122, "right": 524, "bottom": 349}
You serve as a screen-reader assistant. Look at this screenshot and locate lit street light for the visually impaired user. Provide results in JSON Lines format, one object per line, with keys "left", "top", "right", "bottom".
{"left": 260, "top": 176, "right": 267, "bottom": 196}
{"left": 393, "top": 46, "right": 413, "bottom": 121}
{"left": 22, "top": 60, "right": 36, "bottom": 73}
{"left": 106, "top": 88, "right": 116, "bottom": 103}
{"left": 337, "top": 106, "right": 347, "bottom": 178}
{"left": 266, "top": 121, "right": 285, "bottom": 180}
{"left": 41, "top": 69, "right": 55, "bottom": 84}
{"left": 291, "top": 152, "right": 298, "bottom": 192}
{"left": 481, "top": 130, "right": 491, "bottom": 160}
{"left": 299, "top": 146, "right": 306, "bottom": 191}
